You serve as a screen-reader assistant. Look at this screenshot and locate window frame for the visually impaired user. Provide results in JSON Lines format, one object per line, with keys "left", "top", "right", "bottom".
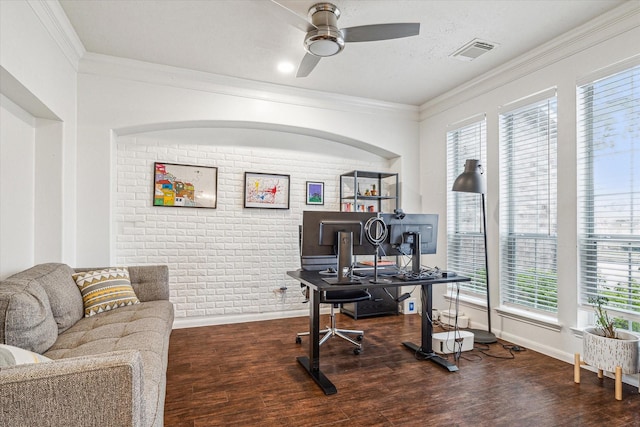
{"left": 446, "top": 116, "right": 488, "bottom": 296}
{"left": 498, "top": 90, "right": 559, "bottom": 315}
{"left": 577, "top": 63, "right": 640, "bottom": 331}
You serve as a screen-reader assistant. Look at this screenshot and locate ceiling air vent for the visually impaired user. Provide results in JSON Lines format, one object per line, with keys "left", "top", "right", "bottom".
{"left": 450, "top": 39, "right": 497, "bottom": 61}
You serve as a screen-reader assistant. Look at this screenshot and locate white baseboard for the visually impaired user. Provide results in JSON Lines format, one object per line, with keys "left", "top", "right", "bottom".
{"left": 172, "top": 309, "right": 310, "bottom": 329}
{"left": 499, "top": 330, "right": 640, "bottom": 389}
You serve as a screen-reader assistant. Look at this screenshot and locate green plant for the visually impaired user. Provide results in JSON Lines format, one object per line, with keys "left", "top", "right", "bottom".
{"left": 589, "top": 296, "right": 617, "bottom": 338}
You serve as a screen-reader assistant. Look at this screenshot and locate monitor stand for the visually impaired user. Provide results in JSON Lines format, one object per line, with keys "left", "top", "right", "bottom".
{"left": 410, "top": 232, "right": 422, "bottom": 273}
{"left": 323, "top": 231, "right": 360, "bottom": 285}
{"left": 369, "top": 250, "right": 392, "bottom": 284}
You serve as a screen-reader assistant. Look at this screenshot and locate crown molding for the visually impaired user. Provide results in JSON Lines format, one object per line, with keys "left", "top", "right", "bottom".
{"left": 27, "top": 0, "right": 85, "bottom": 72}
{"left": 78, "top": 53, "right": 419, "bottom": 122}
{"left": 419, "top": 2, "right": 640, "bottom": 121}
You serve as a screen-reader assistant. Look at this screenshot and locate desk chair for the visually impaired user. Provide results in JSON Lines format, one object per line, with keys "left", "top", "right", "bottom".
{"left": 296, "top": 287, "right": 371, "bottom": 354}
{"left": 297, "top": 226, "right": 372, "bottom": 354}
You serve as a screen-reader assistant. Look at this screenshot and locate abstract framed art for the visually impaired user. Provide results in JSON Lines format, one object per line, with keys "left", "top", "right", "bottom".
{"left": 244, "top": 172, "right": 290, "bottom": 209}
{"left": 306, "top": 181, "right": 324, "bottom": 205}
{"left": 153, "top": 162, "right": 217, "bottom": 208}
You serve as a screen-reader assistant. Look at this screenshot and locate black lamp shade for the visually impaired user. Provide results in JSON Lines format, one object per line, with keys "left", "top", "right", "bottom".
{"left": 452, "top": 159, "right": 486, "bottom": 194}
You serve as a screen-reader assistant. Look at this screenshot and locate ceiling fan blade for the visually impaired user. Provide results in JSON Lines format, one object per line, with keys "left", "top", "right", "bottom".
{"left": 342, "top": 23, "right": 420, "bottom": 43}
{"left": 296, "top": 53, "right": 321, "bottom": 78}
{"left": 265, "top": 0, "right": 316, "bottom": 33}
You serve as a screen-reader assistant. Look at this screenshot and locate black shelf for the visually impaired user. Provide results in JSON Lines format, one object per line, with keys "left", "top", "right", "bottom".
{"left": 339, "top": 170, "right": 399, "bottom": 318}
{"left": 340, "top": 170, "right": 398, "bottom": 213}
{"left": 341, "top": 287, "right": 399, "bottom": 319}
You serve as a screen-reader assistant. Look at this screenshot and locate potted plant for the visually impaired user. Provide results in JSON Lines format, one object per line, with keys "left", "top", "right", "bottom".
{"left": 574, "top": 296, "right": 640, "bottom": 400}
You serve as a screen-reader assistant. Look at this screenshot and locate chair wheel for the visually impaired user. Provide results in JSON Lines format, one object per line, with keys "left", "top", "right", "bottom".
{"left": 295, "top": 336, "right": 302, "bottom": 344}
{"left": 353, "top": 348, "right": 361, "bottom": 355}
{"left": 356, "top": 335, "right": 363, "bottom": 341}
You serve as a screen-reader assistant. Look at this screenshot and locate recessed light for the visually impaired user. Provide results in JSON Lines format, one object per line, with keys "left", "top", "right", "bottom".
{"left": 277, "top": 61, "right": 295, "bottom": 74}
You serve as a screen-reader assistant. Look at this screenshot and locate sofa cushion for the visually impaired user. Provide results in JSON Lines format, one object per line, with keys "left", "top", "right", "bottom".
{"left": 22, "top": 264, "right": 84, "bottom": 333}
{"left": 0, "top": 344, "right": 52, "bottom": 366}
{"left": 45, "top": 300, "right": 174, "bottom": 426}
{"left": 72, "top": 267, "right": 140, "bottom": 317}
{"left": 0, "top": 278, "right": 58, "bottom": 354}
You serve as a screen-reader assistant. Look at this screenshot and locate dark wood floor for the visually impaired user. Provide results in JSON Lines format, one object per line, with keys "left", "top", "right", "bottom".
{"left": 165, "top": 313, "right": 640, "bottom": 426}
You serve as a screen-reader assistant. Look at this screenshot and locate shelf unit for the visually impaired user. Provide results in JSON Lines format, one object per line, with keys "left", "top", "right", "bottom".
{"left": 339, "top": 170, "right": 400, "bottom": 319}
{"left": 339, "top": 170, "right": 398, "bottom": 213}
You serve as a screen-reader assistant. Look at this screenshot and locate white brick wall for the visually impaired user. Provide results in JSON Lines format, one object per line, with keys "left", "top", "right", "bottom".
{"left": 115, "top": 134, "right": 389, "bottom": 320}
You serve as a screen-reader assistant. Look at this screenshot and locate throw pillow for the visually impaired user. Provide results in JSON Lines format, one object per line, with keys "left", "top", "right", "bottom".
{"left": 0, "top": 344, "right": 52, "bottom": 367}
{"left": 72, "top": 267, "right": 140, "bottom": 317}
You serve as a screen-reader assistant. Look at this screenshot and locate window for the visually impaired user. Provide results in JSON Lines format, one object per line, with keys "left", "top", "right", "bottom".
{"left": 499, "top": 92, "right": 558, "bottom": 314}
{"left": 447, "top": 117, "right": 487, "bottom": 295}
{"left": 577, "top": 64, "right": 640, "bottom": 330}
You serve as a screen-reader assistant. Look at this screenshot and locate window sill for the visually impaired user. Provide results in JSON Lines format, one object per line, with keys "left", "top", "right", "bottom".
{"left": 443, "top": 292, "right": 487, "bottom": 311}
{"left": 496, "top": 306, "right": 563, "bottom": 332}
{"left": 570, "top": 326, "right": 585, "bottom": 338}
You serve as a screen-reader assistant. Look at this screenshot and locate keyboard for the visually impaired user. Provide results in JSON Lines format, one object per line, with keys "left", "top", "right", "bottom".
{"left": 394, "top": 272, "right": 438, "bottom": 282}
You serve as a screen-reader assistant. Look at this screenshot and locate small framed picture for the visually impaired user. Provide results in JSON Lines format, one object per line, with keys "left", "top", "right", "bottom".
{"left": 153, "top": 162, "right": 217, "bottom": 208}
{"left": 306, "top": 181, "right": 324, "bottom": 205}
{"left": 244, "top": 172, "right": 290, "bottom": 209}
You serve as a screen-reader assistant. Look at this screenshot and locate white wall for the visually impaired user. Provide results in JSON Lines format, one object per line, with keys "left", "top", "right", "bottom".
{"left": 74, "top": 55, "right": 420, "bottom": 325}
{"left": 75, "top": 55, "right": 421, "bottom": 269}
{"left": 420, "top": 4, "right": 640, "bottom": 369}
{"left": 115, "top": 131, "right": 390, "bottom": 323}
{"left": 0, "top": 0, "right": 80, "bottom": 278}
{"left": 0, "top": 96, "right": 35, "bottom": 276}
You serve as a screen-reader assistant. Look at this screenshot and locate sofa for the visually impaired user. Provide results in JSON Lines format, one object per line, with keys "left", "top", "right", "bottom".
{"left": 0, "top": 263, "right": 174, "bottom": 427}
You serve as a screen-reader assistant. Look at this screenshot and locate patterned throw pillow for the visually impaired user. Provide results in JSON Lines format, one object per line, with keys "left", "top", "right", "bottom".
{"left": 72, "top": 267, "right": 140, "bottom": 317}
{"left": 0, "top": 344, "right": 52, "bottom": 367}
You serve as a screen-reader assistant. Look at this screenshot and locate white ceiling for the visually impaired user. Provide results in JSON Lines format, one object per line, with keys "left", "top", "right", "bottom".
{"left": 59, "top": 0, "right": 627, "bottom": 106}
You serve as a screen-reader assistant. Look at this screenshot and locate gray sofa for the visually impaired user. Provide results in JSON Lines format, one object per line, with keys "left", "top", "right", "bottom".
{"left": 0, "top": 263, "right": 174, "bottom": 427}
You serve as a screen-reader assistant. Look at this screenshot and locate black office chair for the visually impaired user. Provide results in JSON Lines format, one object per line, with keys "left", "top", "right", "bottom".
{"left": 296, "top": 225, "right": 371, "bottom": 354}
{"left": 296, "top": 287, "right": 371, "bottom": 354}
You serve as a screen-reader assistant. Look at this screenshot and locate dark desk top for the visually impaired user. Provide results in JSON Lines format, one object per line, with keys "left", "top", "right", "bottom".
{"left": 287, "top": 269, "right": 470, "bottom": 291}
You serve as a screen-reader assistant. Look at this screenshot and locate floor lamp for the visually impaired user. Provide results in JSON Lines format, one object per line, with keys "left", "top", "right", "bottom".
{"left": 452, "top": 159, "right": 497, "bottom": 344}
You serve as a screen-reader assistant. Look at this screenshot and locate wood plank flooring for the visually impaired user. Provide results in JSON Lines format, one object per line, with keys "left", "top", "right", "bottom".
{"left": 164, "top": 313, "right": 640, "bottom": 426}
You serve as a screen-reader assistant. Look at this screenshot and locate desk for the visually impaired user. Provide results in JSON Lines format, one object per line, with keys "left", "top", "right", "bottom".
{"left": 287, "top": 270, "right": 471, "bottom": 395}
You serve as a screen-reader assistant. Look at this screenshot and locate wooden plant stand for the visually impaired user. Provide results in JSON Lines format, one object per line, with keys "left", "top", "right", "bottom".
{"left": 575, "top": 353, "right": 640, "bottom": 401}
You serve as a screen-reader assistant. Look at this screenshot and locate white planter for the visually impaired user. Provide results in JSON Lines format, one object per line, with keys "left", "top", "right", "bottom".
{"left": 583, "top": 327, "right": 640, "bottom": 374}
{"left": 575, "top": 327, "right": 640, "bottom": 400}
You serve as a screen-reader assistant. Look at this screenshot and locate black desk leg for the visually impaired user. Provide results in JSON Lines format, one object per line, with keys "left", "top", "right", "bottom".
{"left": 402, "top": 283, "right": 458, "bottom": 372}
{"left": 296, "top": 286, "right": 337, "bottom": 395}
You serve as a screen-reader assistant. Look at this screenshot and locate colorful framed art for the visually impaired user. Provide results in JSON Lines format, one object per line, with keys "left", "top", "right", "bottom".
{"left": 306, "top": 181, "right": 324, "bottom": 205}
{"left": 244, "top": 172, "right": 290, "bottom": 209}
{"left": 153, "top": 162, "right": 217, "bottom": 208}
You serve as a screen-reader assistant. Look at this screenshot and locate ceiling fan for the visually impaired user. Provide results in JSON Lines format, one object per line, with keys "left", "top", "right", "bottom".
{"left": 267, "top": 1, "right": 420, "bottom": 77}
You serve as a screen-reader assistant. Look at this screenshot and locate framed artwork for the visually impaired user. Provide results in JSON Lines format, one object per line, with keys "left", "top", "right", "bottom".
{"left": 306, "top": 181, "right": 324, "bottom": 205}
{"left": 153, "top": 162, "right": 217, "bottom": 208}
{"left": 244, "top": 172, "right": 290, "bottom": 209}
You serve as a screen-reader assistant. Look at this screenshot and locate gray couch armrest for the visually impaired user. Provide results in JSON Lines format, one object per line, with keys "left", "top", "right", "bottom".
{"left": 0, "top": 351, "right": 145, "bottom": 427}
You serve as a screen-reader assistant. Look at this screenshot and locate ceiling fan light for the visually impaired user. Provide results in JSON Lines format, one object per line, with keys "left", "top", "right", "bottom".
{"left": 307, "top": 38, "right": 342, "bottom": 56}
{"left": 304, "top": 30, "right": 344, "bottom": 56}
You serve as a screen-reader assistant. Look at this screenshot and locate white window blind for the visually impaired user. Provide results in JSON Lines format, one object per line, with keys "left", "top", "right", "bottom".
{"left": 499, "top": 96, "right": 558, "bottom": 313}
{"left": 577, "top": 64, "right": 640, "bottom": 318}
{"left": 447, "top": 118, "right": 487, "bottom": 294}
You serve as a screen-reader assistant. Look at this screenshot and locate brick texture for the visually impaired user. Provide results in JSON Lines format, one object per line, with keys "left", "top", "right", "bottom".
{"left": 115, "top": 135, "right": 389, "bottom": 319}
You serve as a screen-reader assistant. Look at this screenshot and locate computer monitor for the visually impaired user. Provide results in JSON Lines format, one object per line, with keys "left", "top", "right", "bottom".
{"left": 381, "top": 213, "right": 439, "bottom": 273}
{"left": 300, "top": 211, "right": 378, "bottom": 277}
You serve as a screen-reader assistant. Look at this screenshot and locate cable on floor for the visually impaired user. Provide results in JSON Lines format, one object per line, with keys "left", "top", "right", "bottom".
{"left": 475, "top": 343, "right": 526, "bottom": 360}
